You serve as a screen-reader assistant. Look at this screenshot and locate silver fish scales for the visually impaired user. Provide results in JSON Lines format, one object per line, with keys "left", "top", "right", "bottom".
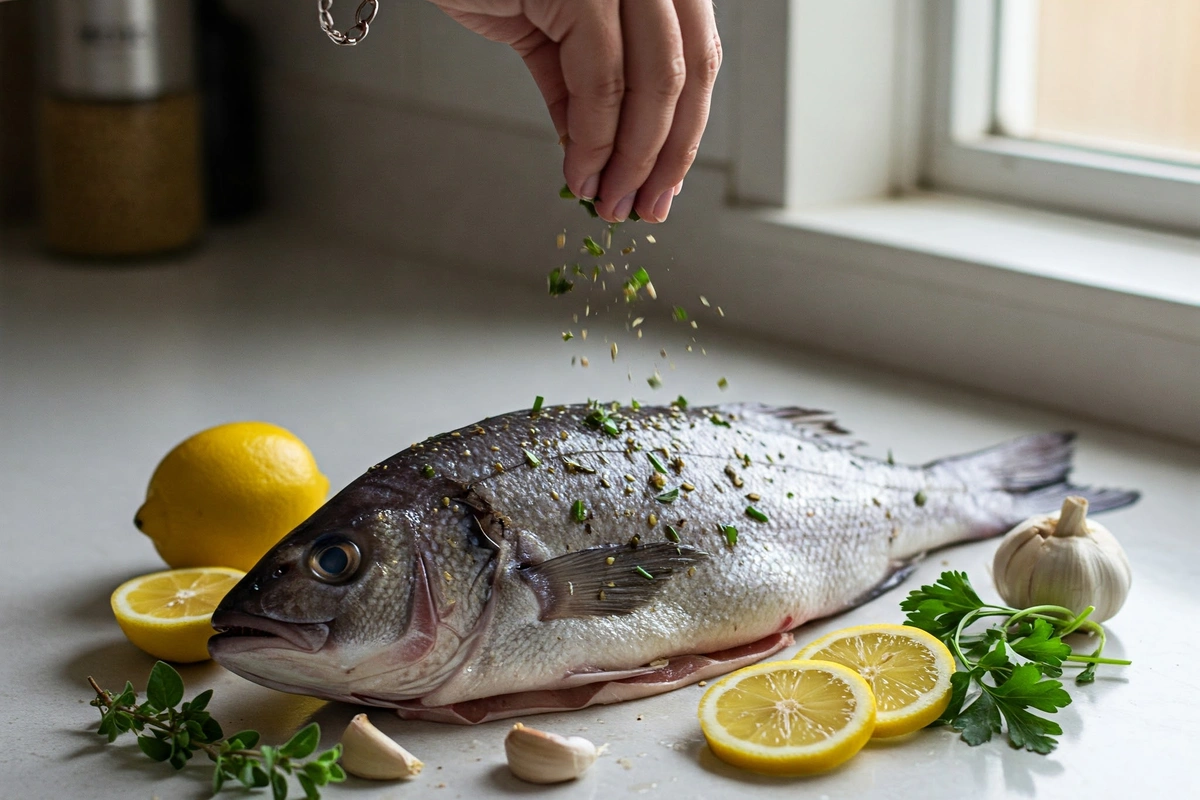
{"left": 209, "top": 403, "right": 1137, "bottom": 723}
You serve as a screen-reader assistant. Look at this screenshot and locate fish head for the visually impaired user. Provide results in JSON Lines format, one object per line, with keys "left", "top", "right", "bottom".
{"left": 208, "top": 479, "right": 492, "bottom": 704}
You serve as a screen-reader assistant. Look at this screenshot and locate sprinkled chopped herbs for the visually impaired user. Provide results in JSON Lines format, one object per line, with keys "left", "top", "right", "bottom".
{"left": 656, "top": 488, "right": 680, "bottom": 503}
{"left": 647, "top": 452, "right": 668, "bottom": 474}
{"left": 562, "top": 331, "right": 573, "bottom": 341}
{"left": 700, "top": 295, "right": 710, "bottom": 307}
{"left": 673, "top": 395, "right": 688, "bottom": 409}
{"left": 532, "top": 395, "right": 544, "bottom": 414}
{"left": 611, "top": 342, "right": 618, "bottom": 361}
{"left": 556, "top": 232, "right": 566, "bottom": 249}
{"left": 717, "top": 377, "right": 729, "bottom": 390}
{"left": 582, "top": 236, "right": 605, "bottom": 256}
{"left": 564, "top": 460, "right": 596, "bottom": 474}
{"left": 631, "top": 317, "right": 645, "bottom": 328}
{"left": 681, "top": 482, "right": 695, "bottom": 491}
{"left": 547, "top": 266, "right": 574, "bottom": 296}
{"left": 635, "top": 566, "right": 655, "bottom": 581}
{"left": 672, "top": 306, "right": 688, "bottom": 322}
{"left": 745, "top": 506, "right": 769, "bottom": 523}
{"left": 631, "top": 267, "right": 651, "bottom": 287}
{"left": 647, "top": 373, "right": 663, "bottom": 390}
{"left": 631, "top": 398, "right": 642, "bottom": 409}
{"left": 559, "top": 184, "right": 575, "bottom": 200}
{"left": 887, "top": 449, "right": 895, "bottom": 465}
{"left": 721, "top": 524, "right": 739, "bottom": 546}
{"left": 646, "top": 281, "right": 657, "bottom": 300}
{"left": 914, "top": 490, "right": 928, "bottom": 507}
{"left": 523, "top": 448, "right": 541, "bottom": 468}
{"left": 580, "top": 357, "right": 589, "bottom": 368}
{"left": 420, "top": 464, "right": 435, "bottom": 478}
{"left": 710, "top": 414, "right": 731, "bottom": 427}
{"left": 649, "top": 472, "right": 666, "bottom": 490}
{"left": 787, "top": 492, "right": 795, "bottom": 499}
{"left": 571, "top": 499, "right": 587, "bottom": 522}
{"left": 665, "top": 525, "right": 681, "bottom": 543}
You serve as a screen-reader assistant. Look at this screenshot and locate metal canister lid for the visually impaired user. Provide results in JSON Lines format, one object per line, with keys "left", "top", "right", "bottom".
{"left": 48, "top": 0, "right": 194, "bottom": 100}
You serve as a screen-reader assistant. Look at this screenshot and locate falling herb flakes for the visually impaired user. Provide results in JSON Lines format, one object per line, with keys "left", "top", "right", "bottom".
{"left": 523, "top": 449, "right": 542, "bottom": 468}
{"left": 717, "top": 377, "right": 729, "bottom": 390}
{"left": 531, "top": 395, "right": 544, "bottom": 414}
{"left": 672, "top": 306, "right": 688, "bottom": 322}
{"left": 647, "top": 373, "right": 663, "bottom": 390}
{"left": 582, "top": 236, "right": 605, "bottom": 256}
{"left": 647, "top": 452, "right": 668, "bottom": 474}
{"left": 656, "top": 488, "right": 680, "bottom": 504}
{"left": 710, "top": 414, "right": 731, "bottom": 428}
{"left": 721, "top": 524, "right": 739, "bottom": 546}
{"left": 547, "top": 267, "right": 574, "bottom": 296}
{"left": 420, "top": 464, "right": 435, "bottom": 478}
{"left": 914, "top": 490, "right": 928, "bottom": 507}
{"left": 665, "top": 525, "right": 682, "bottom": 543}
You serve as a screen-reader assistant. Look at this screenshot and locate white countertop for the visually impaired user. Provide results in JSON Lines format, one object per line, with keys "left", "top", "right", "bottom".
{"left": 1, "top": 223, "right": 1196, "bottom": 799}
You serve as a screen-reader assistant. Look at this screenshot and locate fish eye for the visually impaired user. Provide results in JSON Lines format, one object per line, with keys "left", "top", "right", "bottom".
{"left": 308, "top": 540, "right": 361, "bottom": 583}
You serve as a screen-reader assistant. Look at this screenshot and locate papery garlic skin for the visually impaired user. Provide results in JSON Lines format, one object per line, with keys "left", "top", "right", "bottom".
{"left": 505, "top": 723, "right": 598, "bottom": 784}
{"left": 993, "top": 496, "right": 1132, "bottom": 622}
{"left": 340, "top": 713, "right": 424, "bottom": 780}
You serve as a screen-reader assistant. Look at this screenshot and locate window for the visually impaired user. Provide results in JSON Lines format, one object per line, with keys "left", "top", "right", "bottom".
{"left": 926, "top": 0, "right": 1200, "bottom": 234}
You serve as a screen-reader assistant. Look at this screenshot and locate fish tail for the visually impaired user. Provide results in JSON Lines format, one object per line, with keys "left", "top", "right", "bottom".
{"left": 932, "top": 431, "right": 1139, "bottom": 532}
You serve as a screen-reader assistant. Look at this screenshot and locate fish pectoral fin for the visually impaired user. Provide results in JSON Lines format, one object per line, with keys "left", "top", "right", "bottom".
{"left": 519, "top": 543, "right": 708, "bottom": 621}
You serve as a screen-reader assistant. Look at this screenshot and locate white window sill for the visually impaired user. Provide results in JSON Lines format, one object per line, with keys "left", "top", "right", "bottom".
{"left": 730, "top": 191, "right": 1200, "bottom": 346}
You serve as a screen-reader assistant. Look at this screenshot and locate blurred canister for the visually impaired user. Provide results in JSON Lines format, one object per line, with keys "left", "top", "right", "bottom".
{"left": 40, "top": 0, "right": 202, "bottom": 257}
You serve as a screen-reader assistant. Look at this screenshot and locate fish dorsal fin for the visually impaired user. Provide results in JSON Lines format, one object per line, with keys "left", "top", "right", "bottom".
{"left": 520, "top": 543, "right": 708, "bottom": 621}
{"left": 721, "top": 403, "right": 858, "bottom": 446}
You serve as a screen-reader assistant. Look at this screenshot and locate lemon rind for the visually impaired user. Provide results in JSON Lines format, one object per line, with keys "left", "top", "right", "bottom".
{"left": 794, "top": 623, "right": 955, "bottom": 738}
{"left": 698, "top": 660, "right": 877, "bottom": 775}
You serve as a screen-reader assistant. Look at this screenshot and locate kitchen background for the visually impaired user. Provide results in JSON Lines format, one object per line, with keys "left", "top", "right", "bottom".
{"left": 3, "top": 0, "right": 1198, "bottom": 443}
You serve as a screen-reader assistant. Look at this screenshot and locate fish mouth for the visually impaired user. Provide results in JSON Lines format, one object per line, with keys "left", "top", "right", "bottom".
{"left": 209, "top": 611, "right": 330, "bottom": 655}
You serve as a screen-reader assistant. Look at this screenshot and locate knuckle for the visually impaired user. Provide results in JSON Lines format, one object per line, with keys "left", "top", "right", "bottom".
{"left": 693, "top": 35, "right": 723, "bottom": 88}
{"left": 651, "top": 54, "right": 687, "bottom": 99}
{"left": 586, "top": 72, "right": 626, "bottom": 106}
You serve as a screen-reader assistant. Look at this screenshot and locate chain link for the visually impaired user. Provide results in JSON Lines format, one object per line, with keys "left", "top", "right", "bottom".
{"left": 318, "top": 0, "right": 378, "bottom": 46}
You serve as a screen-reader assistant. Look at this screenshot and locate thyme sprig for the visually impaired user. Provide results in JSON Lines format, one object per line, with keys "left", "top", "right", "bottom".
{"left": 88, "top": 662, "right": 345, "bottom": 799}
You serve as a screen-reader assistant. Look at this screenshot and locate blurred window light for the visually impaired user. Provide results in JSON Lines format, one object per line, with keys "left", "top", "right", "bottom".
{"left": 995, "top": 0, "right": 1200, "bottom": 166}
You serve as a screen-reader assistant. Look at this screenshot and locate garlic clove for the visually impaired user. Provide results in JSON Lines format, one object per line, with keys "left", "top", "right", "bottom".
{"left": 504, "top": 722, "right": 598, "bottom": 784}
{"left": 339, "top": 713, "right": 424, "bottom": 780}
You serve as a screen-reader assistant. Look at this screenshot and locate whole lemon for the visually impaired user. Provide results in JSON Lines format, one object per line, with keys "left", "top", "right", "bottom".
{"left": 135, "top": 422, "right": 330, "bottom": 572}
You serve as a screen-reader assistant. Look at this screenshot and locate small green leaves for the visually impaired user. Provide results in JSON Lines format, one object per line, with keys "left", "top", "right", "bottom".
{"left": 717, "top": 377, "right": 728, "bottom": 390}
{"left": 647, "top": 373, "right": 663, "bottom": 390}
{"left": 673, "top": 395, "right": 688, "bottom": 409}
{"left": 146, "top": 661, "right": 184, "bottom": 710}
{"left": 571, "top": 499, "right": 587, "bottom": 522}
{"left": 901, "top": 570, "right": 1129, "bottom": 754}
{"left": 582, "top": 236, "right": 605, "bottom": 256}
{"left": 523, "top": 449, "right": 542, "bottom": 468}
{"left": 914, "top": 489, "right": 928, "bottom": 507}
{"left": 647, "top": 452, "right": 668, "bottom": 474}
{"left": 631, "top": 267, "right": 650, "bottom": 287}
{"left": 634, "top": 566, "right": 654, "bottom": 581}
{"left": 420, "top": 464, "right": 434, "bottom": 478}
{"left": 584, "top": 406, "right": 622, "bottom": 437}
{"left": 532, "top": 395, "right": 544, "bottom": 414}
{"left": 87, "top": 663, "right": 346, "bottom": 798}
{"left": 547, "top": 266, "right": 575, "bottom": 296}
{"left": 710, "top": 414, "right": 730, "bottom": 427}
{"left": 720, "top": 524, "right": 738, "bottom": 546}
{"left": 655, "top": 488, "right": 679, "bottom": 503}
{"left": 745, "top": 506, "right": 769, "bottom": 523}
{"left": 664, "top": 525, "right": 681, "bottom": 543}
{"left": 672, "top": 306, "right": 688, "bottom": 322}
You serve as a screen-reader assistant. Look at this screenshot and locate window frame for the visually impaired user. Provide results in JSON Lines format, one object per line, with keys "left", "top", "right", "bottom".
{"left": 923, "top": 0, "right": 1200, "bottom": 235}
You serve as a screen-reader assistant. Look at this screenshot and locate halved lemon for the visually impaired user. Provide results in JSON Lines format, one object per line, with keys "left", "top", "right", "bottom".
{"left": 794, "top": 623, "right": 955, "bottom": 738}
{"left": 698, "top": 660, "right": 876, "bottom": 775}
{"left": 111, "top": 567, "right": 245, "bottom": 663}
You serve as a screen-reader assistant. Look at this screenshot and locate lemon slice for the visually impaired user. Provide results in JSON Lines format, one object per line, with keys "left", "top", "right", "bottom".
{"left": 698, "top": 660, "right": 876, "bottom": 775}
{"left": 794, "top": 623, "right": 955, "bottom": 738}
{"left": 111, "top": 567, "right": 245, "bottom": 663}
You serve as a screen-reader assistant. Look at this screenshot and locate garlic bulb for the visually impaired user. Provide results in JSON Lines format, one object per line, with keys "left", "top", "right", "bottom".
{"left": 504, "top": 723, "right": 598, "bottom": 784}
{"left": 339, "top": 713, "right": 423, "bottom": 780}
{"left": 993, "top": 496, "right": 1131, "bottom": 622}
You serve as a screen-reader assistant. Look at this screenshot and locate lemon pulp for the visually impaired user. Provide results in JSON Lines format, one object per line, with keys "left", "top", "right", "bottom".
{"left": 698, "top": 660, "right": 876, "bottom": 775}
{"left": 111, "top": 567, "right": 245, "bottom": 663}
{"left": 795, "top": 623, "right": 955, "bottom": 738}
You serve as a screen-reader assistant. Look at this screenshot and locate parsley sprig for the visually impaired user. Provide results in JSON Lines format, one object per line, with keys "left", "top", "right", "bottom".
{"left": 88, "top": 662, "right": 345, "bottom": 799}
{"left": 902, "top": 571, "right": 1130, "bottom": 754}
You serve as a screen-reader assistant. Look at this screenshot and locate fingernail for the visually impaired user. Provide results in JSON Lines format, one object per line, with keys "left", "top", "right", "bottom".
{"left": 580, "top": 175, "right": 600, "bottom": 200}
{"left": 652, "top": 189, "right": 674, "bottom": 221}
{"left": 673, "top": 180, "right": 683, "bottom": 196}
{"left": 614, "top": 191, "right": 636, "bottom": 221}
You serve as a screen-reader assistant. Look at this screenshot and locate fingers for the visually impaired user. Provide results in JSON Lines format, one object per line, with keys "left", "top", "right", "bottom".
{"left": 554, "top": 0, "right": 625, "bottom": 201}
{"left": 635, "top": 0, "right": 721, "bottom": 222}
{"left": 510, "top": 27, "right": 569, "bottom": 140}
{"left": 591, "top": 0, "right": 685, "bottom": 222}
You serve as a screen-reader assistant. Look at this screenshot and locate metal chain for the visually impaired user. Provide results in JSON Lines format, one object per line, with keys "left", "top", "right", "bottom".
{"left": 318, "top": 0, "right": 378, "bottom": 46}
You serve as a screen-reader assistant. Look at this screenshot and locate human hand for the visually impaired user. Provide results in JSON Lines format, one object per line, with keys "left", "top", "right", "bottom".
{"left": 428, "top": 0, "right": 721, "bottom": 223}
